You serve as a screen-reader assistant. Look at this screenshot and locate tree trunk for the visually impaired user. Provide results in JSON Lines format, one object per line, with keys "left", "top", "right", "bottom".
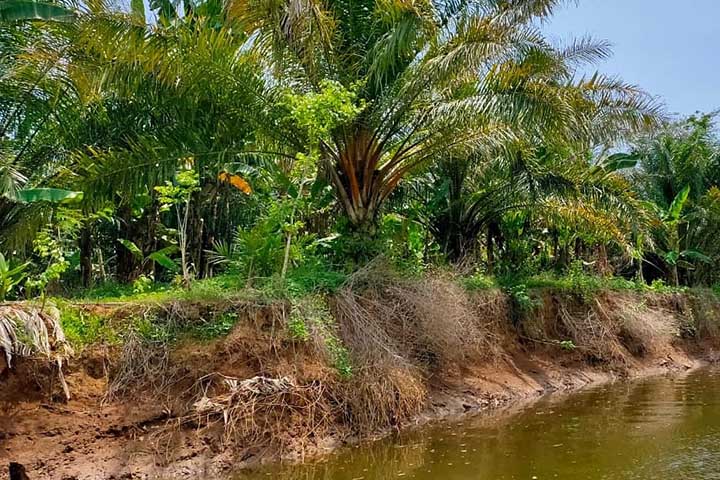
{"left": 79, "top": 226, "right": 93, "bottom": 288}
{"left": 116, "top": 205, "right": 140, "bottom": 283}
{"left": 596, "top": 244, "right": 611, "bottom": 277}
{"left": 574, "top": 237, "right": 583, "bottom": 261}
{"left": 670, "top": 264, "right": 680, "bottom": 287}
{"left": 486, "top": 225, "right": 494, "bottom": 276}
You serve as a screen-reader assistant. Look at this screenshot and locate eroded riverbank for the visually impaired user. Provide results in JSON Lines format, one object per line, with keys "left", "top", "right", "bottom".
{"left": 2, "top": 284, "right": 720, "bottom": 479}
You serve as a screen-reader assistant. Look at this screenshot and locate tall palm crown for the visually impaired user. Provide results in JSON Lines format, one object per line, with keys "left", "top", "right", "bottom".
{"left": 229, "top": 0, "right": 586, "bottom": 231}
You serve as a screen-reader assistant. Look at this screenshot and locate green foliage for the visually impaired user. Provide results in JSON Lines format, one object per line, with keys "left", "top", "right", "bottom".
{"left": 282, "top": 80, "right": 364, "bottom": 155}
{"left": 0, "top": 252, "right": 29, "bottom": 300}
{"left": 462, "top": 274, "right": 499, "bottom": 291}
{"left": 508, "top": 270, "right": 685, "bottom": 296}
{"left": 16, "top": 188, "right": 83, "bottom": 204}
{"left": 290, "top": 295, "right": 352, "bottom": 378}
{"left": 0, "top": 0, "right": 74, "bottom": 22}
{"left": 132, "top": 274, "right": 153, "bottom": 295}
{"left": 134, "top": 315, "right": 175, "bottom": 343}
{"left": 58, "top": 303, "right": 118, "bottom": 347}
{"left": 154, "top": 168, "right": 200, "bottom": 207}
{"left": 25, "top": 228, "right": 70, "bottom": 296}
{"left": 667, "top": 185, "right": 691, "bottom": 222}
{"left": 507, "top": 283, "right": 538, "bottom": 313}
{"left": 287, "top": 306, "right": 310, "bottom": 341}
{"left": 1, "top": 0, "right": 719, "bottom": 334}
{"left": 118, "top": 240, "right": 180, "bottom": 273}
{"left": 190, "top": 311, "right": 238, "bottom": 341}
{"left": 285, "top": 261, "right": 347, "bottom": 297}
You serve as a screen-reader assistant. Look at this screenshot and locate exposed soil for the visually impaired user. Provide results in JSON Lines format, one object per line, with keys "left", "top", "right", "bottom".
{"left": 1, "top": 288, "right": 718, "bottom": 480}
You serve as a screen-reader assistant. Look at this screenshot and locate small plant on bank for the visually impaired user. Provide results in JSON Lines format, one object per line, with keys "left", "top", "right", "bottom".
{"left": 290, "top": 294, "right": 352, "bottom": 378}
{"left": 288, "top": 303, "right": 310, "bottom": 341}
{"left": 155, "top": 165, "right": 200, "bottom": 287}
{"left": 508, "top": 284, "right": 538, "bottom": 312}
{"left": 191, "top": 311, "right": 238, "bottom": 340}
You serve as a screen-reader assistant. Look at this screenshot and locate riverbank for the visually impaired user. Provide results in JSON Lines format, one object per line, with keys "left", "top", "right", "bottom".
{"left": 2, "top": 274, "right": 719, "bottom": 479}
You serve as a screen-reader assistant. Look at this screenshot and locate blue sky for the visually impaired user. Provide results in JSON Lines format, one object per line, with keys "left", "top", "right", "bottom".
{"left": 544, "top": 0, "right": 719, "bottom": 117}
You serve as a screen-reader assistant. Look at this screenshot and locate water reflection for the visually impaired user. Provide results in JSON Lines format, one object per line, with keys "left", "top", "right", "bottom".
{"left": 239, "top": 369, "right": 720, "bottom": 480}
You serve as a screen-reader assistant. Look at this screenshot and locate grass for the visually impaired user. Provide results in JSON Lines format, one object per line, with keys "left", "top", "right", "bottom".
{"left": 57, "top": 300, "right": 120, "bottom": 347}
{"left": 66, "top": 274, "right": 250, "bottom": 304}
{"left": 64, "top": 265, "right": 348, "bottom": 305}
{"left": 53, "top": 266, "right": 708, "bottom": 352}
{"left": 461, "top": 273, "right": 500, "bottom": 291}
{"left": 59, "top": 303, "right": 247, "bottom": 349}
{"left": 493, "top": 269, "right": 687, "bottom": 298}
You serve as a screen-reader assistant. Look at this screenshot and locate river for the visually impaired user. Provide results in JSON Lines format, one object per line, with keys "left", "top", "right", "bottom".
{"left": 239, "top": 368, "right": 720, "bottom": 479}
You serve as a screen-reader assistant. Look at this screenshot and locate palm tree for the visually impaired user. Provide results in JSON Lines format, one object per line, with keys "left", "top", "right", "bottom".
{"left": 0, "top": 0, "right": 80, "bottom": 251}
{"left": 631, "top": 115, "right": 720, "bottom": 285}
{"left": 228, "top": 0, "right": 621, "bottom": 235}
{"left": 409, "top": 36, "right": 661, "bottom": 263}
{"left": 43, "top": 3, "right": 268, "bottom": 281}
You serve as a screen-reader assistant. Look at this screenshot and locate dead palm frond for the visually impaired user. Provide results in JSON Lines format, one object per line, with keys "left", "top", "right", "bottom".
{"left": 0, "top": 303, "right": 73, "bottom": 398}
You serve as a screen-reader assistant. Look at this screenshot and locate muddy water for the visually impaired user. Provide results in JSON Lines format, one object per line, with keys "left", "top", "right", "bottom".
{"left": 239, "top": 369, "right": 720, "bottom": 480}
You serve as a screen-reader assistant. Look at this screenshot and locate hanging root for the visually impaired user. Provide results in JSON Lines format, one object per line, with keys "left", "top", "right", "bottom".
{"left": 104, "top": 330, "right": 180, "bottom": 403}
{"left": 177, "top": 373, "right": 336, "bottom": 452}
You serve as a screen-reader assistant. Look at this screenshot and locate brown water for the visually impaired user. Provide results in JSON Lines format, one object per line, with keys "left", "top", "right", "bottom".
{"left": 239, "top": 368, "right": 720, "bottom": 480}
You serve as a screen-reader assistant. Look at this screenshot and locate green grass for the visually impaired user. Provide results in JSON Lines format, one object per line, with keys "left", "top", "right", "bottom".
{"left": 461, "top": 273, "right": 500, "bottom": 291}
{"left": 65, "top": 266, "right": 349, "bottom": 305}
{"left": 64, "top": 274, "right": 256, "bottom": 304}
{"left": 491, "top": 268, "right": 687, "bottom": 297}
{"left": 57, "top": 300, "right": 120, "bottom": 347}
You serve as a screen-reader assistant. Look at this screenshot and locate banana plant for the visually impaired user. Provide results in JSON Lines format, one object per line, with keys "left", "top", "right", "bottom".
{"left": 660, "top": 185, "right": 711, "bottom": 286}
{"left": 117, "top": 239, "right": 179, "bottom": 273}
{"left": 0, "top": 0, "right": 74, "bottom": 22}
{"left": 0, "top": 252, "right": 29, "bottom": 300}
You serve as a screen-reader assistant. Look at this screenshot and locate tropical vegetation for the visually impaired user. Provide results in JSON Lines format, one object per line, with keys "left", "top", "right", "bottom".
{"left": 1, "top": 0, "right": 719, "bottom": 305}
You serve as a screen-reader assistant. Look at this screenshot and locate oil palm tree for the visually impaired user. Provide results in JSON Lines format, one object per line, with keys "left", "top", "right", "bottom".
{"left": 227, "top": 0, "right": 622, "bottom": 234}
{"left": 631, "top": 115, "right": 720, "bottom": 285}
{"left": 409, "top": 34, "right": 661, "bottom": 263}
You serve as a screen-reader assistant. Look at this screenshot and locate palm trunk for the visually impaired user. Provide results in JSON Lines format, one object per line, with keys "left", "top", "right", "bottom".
{"left": 671, "top": 264, "right": 680, "bottom": 287}
{"left": 596, "top": 244, "right": 611, "bottom": 277}
{"left": 79, "top": 226, "right": 93, "bottom": 287}
{"left": 487, "top": 225, "right": 494, "bottom": 275}
{"left": 116, "top": 205, "right": 140, "bottom": 283}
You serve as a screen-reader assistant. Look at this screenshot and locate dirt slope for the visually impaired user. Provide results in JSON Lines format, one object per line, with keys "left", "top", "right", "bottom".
{"left": 1, "top": 287, "right": 717, "bottom": 479}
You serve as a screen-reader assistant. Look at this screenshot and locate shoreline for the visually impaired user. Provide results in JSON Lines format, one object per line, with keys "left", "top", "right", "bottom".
{"left": 1, "top": 287, "right": 719, "bottom": 479}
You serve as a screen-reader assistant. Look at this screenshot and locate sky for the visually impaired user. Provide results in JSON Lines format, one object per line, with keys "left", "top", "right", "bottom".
{"left": 543, "top": 0, "right": 719, "bottom": 117}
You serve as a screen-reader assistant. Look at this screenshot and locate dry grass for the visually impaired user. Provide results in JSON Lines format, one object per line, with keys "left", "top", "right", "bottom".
{"left": 687, "top": 290, "right": 720, "bottom": 341}
{"left": 330, "top": 262, "right": 501, "bottom": 430}
{"left": 104, "top": 331, "right": 181, "bottom": 403}
{"left": 341, "top": 364, "right": 427, "bottom": 431}
{"left": 605, "top": 296, "right": 678, "bottom": 357}
{"left": 520, "top": 292, "right": 681, "bottom": 365}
